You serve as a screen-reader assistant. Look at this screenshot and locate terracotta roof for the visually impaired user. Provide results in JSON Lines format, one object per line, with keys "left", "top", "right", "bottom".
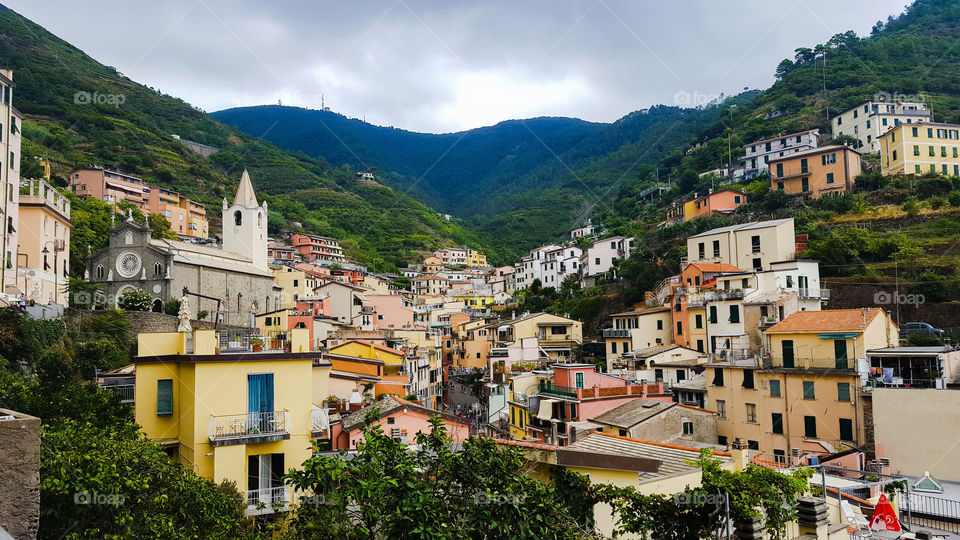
{"left": 340, "top": 396, "right": 466, "bottom": 431}
{"left": 687, "top": 262, "right": 743, "bottom": 273}
{"left": 766, "top": 308, "right": 884, "bottom": 333}
{"left": 412, "top": 275, "right": 447, "bottom": 281}
{"left": 610, "top": 305, "right": 670, "bottom": 317}
{"left": 330, "top": 340, "right": 406, "bottom": 356}
{"left": 491, "top": 438, "right": 557, "bottom": 451}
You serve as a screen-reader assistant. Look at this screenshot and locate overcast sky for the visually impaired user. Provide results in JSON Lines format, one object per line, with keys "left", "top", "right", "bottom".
{"left": 8, "top": 0, "right": 906, "bottom": 134}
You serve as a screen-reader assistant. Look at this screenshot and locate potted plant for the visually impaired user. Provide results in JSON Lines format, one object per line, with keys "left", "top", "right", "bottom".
{"left": 250, "top": 337, "right": 264, "bottom": 353}
{"left": 214, "top": 346, "right": 221, "bottom": 356}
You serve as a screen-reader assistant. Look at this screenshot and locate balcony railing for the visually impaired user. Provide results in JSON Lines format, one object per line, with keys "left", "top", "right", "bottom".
{"left": 244, "top": 486, "right": 289, "bottom": 515}
{"left": 798, "top": 288, "right": 830, "bottom": 300}
{"left": 208, "top": 411, "right": 291, "bottom": 445}
{"left": 539, "top": 381, "right": 578, "bottom": 398}
{"left": 103, "top": 384, "right": 135, "bottom": 403}
{"left": 219, "top": 329, "right": 290, "bottom": 353}
{"left": 602, "top": 328, "right": 631, "bottom": 338}
{"left": 764, "top": 357, "right": 855, "bottom": 371}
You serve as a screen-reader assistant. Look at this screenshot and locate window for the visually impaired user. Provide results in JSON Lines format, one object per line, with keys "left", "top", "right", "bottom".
{"left": 157, "top": 379, "right": 173, "bottom": 415}
{"left": 611, "top": 342, "right": 617, "bottom": 354}
{"left": 712, "top": 240, "right": 720, "bottom": 258}
{"left": 804, "top": 416, "right": 817, "bottom": 437}
{"left": 657, "top": 319, "right": 663, "bottom": 330}
{"left": 826, "top": 172, "right": 834, "bottom": 184}
{"left": 801, "top": 177, "right": 809, "bottom": 192}
{"left": 234, "top": 210, "right": 242, "bottom": 226}
{"left": 929, "top": 146, "right": 936, "bottom": 156}
{"left": 709, "top": 306, "right": 717, "bottom": 324}
{"left": 676, "top": 321, "right": 683, "bottom": 335}
{"left": 772, "top": 413, "right": 784, "bottom": 434}
{"left": 786, "top": 275, "right": 794, "bottom": 288}
{"left": 734, "top": 195, "right": 741, "bottom": 204}
{"left": 800, "top": 158, "right": 808, "bottom": 173}
{"left": 751, "top": 235, "right": 760, "bottom": 253}
{"left": 712, "top": 368, "right": 724, "bottom": 387}
{"left": 834, "top": 339, "right": 848, "bottom": 369}
{"left": 769, "top": 380, "right": 781, "bottom": 397}
{"left": 914, "top": 145, "right": 920, "bottom": 156}
{"left": 776, "top": 163, "right": 783, "bottom": 177}
{"left": 618, "top": 429, "right": 627, "bottom": 436}
{"left": 716, "top": 400, "right": 726, "bottom": 419}
{"left": 595, "top": 258, "right": 600, "bottom": 265}
{"left": 839, "top": 418, "right": 854, "bottom": 442}
{"left": 682, "top": 420, "right": 694, "bottom": 435}
{"left": 742, "top": 369, "right": 754, "bottom": 389}
{"left": 802, "top": 381, "right": 815, "bottom": 400}
{"left": 696, "top": 340, "right": 704, "bottom": 352}
{"left": 387, "top": 417, "right": 396, "bottom": 424}
{"left": 698, "top": 242, "right": 705, "bottom": 259}
{"left": 782, "top": 340, "right": 794, "bottom": 367}
{"left": 677, "top": 370, "right": 686, "bottom": 382}
{"left": 695, "top": 314, "right": 703, "bottom": 329}
{"left": 575, "top": 372, "right": 584, "bottom": 389}
{"left": 654, "top": 369, "right": 663, "bottom": 382}
{"left": 718, "top": 435, "right": 728, "bottom": 446}
{"left": 916, "top": 164, "right": 922, "bottom": 174}
{"left": 745, "top": 403, "right": 757, "bottom": 423}
{"left": 928, "top": 127, "right": 934, "bottom": 138}
{"left": 838, "top": 382, "right": 851, "bottom": 402}
{"left": 893, "top": 150, "right": 897, "bottom": 161}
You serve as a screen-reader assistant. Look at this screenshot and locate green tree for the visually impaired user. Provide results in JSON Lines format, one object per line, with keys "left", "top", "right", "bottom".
{"left": 117, "top": 288, "right": 153, "bottom": 311}
{"left": 63, "top": 277, "right": 105, "bottom": 309}
{"left": 285, "top": 415, "right": 590, "bottom": 538}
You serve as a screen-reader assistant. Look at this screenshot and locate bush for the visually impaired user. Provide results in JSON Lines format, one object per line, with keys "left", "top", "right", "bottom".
{"left": 902, "top": 196, "right": 920, "bottom": 217}
{"left": 117, "top": 288, "right": 153, "bottom": 311}
{"left": 162, "top": 299, "right": 181, "bottom": 316}
{"left": 929, "top": 195, "right": 947, "bottom": 210}
{"left": 949, "top": 191, "right": 960, "bottom": 207}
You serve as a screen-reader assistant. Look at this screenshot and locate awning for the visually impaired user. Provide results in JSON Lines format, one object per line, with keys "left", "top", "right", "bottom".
{"left": 818, "top": 333, "right": 859, "bottom": 339}
{"left": 537, "top": 398, "right": 557, "bottom": 420}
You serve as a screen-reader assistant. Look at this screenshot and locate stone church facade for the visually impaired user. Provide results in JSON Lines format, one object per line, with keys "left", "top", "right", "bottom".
{"left": 86, "top": 171, "right": 279, "bottom": 326}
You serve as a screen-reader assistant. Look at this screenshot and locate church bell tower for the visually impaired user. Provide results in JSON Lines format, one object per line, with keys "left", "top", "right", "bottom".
{"left": 222, "top": 169, "right": 268, "bottom": 270}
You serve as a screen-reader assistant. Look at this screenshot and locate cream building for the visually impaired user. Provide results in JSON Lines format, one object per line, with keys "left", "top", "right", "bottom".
{"left": 0, "top": 69, "right": 21, "bottom": 299}
{"left": 879, "top": 121, "right": 960, "bottom": 177}
{"left": 16, "top": 179, "right": 71, "bottom": 305}
{"left": 686, "top": 218, "right": 796, "bottom": 273}
{"left": 831, "top": 99, "right": 930, "bottom": 153}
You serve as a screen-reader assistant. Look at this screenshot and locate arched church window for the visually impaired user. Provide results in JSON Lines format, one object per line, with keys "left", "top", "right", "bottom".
{"left": 96, "top": 265, "right": 104, "bottom": 279}
{"left": 234, "top": 210, "right": 242, "bottom": 226}
{"left": 154, "top": 262, "right": 162, "bottom": 276}
{"left": 258, "top": 211, "right": 263, "bottom": 228}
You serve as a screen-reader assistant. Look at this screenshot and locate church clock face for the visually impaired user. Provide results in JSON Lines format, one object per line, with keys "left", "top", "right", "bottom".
{"left": 116, "top": 251, "right": 142, "bottom": 278}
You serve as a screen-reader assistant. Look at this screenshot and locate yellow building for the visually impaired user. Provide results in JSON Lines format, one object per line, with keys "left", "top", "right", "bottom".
{"left": 255, "top": 308, "right": 289, "bottom": 334}
{"left": 879, "top": 122, "right": 960, "bottom": 177}
{"left": 603, "top": 306, "right": 673, "bottom": 364}
{"left": 423, "top": 255, "right": 443, "bottom": 274}
{"left": 707, "top": 308, "right": 897, "bottom": 460}
{"left": 133, "top": 327, "right": 321, "bottom": 515}
{"left": 484, "top": 312, "right": 583, "bottom": 362}
{"left": 507, "top": 371, "right": 551, "bottom": 439}
{"left": 452, "top": 292, "right": 494, "bottom": 309}
{"left": 271, "top": 265, "right": 317, "bottom": 308}
{"left": 328, "top": 340, "right": 406, "bottom": 375}
{"left": 16, "top": 179, "right": 71, "bottom": 305}
{"left": 181, "top": 198, "right": 208, "bottom": 239}
{"left": 465, "top": 247, "right": 487, "bottom": 268}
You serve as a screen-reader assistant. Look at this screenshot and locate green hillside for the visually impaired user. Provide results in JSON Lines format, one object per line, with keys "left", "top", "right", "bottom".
{"left": 0, "top": 3, "right": 481, "bottom": 272}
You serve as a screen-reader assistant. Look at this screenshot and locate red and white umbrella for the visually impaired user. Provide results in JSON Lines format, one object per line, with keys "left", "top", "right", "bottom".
{"left": 869, "top": 493, "right": 902, "bottom": 532}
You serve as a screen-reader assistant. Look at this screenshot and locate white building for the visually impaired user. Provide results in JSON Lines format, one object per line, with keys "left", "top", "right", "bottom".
{"left": 739, "top": 129, "right": 819, "bottom": 178}
{"left": 434, "top": 247, "right": 466, "bottom": 266}
{"left": 1, "top": 69, "right": 21, "bottom": 300}
{"left": 832, "top": 99, "right": 930, "bottom": 153}
{"left": 411, "top": 275, "right": 448, "bottom": 296}
{"left": 579, "top": 237, "right": 633, "bottom": 286}
{"left": 570, "top": 225, "right": 596, "bottom": 240}
{"left": 540, "top": 245, "right": 582, "bottom": 288}
{"left": 686, "top": 218, "right": 796, "bottom": 273}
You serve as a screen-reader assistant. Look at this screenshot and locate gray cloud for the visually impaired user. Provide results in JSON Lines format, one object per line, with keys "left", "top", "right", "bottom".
{"left": 7, "top": 0, "right": 907, "bottom": 133}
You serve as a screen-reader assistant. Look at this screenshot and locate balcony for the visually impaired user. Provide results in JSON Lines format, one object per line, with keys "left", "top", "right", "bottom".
{"left": 208, "top": 411, "right": 292, "bottom": 446}
{"left": 602, "top": 328, "right": 631, "bottom": 338}
{"left": 798, "top": 288, "right": 830, "bottom": 300}
{"left": 219, "top": 329, "right": 291, "bottom": 353}
{"left": 539, "top": 381, "right": 578, "bottom": 398}
{"left": 105, "top": 384, "right": 135, "bottom": 403}
{"left": 763, "top": 357, "right": 855, "bottom": 371}
{"left": 244, "top": 486, "right": 290, "bottom": 516}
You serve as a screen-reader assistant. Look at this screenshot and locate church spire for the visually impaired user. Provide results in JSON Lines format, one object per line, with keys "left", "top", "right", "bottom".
{"left": 234, "top": 169, "right": 258, "bottom": 207}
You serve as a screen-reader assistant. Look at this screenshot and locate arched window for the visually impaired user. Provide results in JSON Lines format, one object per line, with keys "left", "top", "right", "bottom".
{"left": 234, "top": 210, "right": 242, "bottom": 226}
{"left": 258, "top": 211, "right": 263, "bottom": 228}
{"left": 96, "top": 265, "right": 104, "bottom": 279}
{"left": 154, "top": 262, "right": 162, "bottom": 276}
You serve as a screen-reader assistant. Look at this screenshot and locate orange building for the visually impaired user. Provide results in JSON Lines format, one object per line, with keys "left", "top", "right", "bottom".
{"left": 291, "top": 233, "right": 345, "bottom": 262}
{"left": 68, "top": 168, "right": 148, "bottom": 209}
{"left": 769, "top": 145, "right": 861, "bottom": 199}
{"left": 691, "top": 190, "right": 746, "bottom": 219}
{"left": 673, "top": 262, "right": 742, "bottom": 348}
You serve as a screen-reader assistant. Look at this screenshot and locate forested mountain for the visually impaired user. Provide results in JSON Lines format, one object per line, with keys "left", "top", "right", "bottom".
{"left": 0, "top": 3, "right": 481, "bottom": 271}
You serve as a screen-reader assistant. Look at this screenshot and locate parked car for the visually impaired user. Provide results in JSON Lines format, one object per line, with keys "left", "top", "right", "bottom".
{"left": 899, "top": 322, "right": 945, "bottom": 338}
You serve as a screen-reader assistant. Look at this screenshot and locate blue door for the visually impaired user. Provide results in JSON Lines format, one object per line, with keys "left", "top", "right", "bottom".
{"left": 248, "top": 374, "right": 274, "bottom": 432}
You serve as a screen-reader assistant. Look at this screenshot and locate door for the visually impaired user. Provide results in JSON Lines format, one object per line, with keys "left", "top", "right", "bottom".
{"left": 248, "top": 373, "right": 275, "bottom": 432}
{"left": 782, "top": 340, "right": 795, "bottom": 368}
{"left": 834, "top": 340, "right": 848, "bottom": 369}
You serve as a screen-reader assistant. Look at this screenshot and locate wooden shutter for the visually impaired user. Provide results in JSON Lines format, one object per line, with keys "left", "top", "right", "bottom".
{"left": 156, "top": 379, "right": 173, "bottom": 416}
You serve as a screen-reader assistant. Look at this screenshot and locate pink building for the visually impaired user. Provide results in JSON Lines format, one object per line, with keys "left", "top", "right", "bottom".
{"left": 364, "top": 294, "right": 416, "bottom": 330}
{"left": 328, "top": 396, "right": 470, "bottom": 450}
{"left": 68, "top": 168, "right": 148, "bottom": 209}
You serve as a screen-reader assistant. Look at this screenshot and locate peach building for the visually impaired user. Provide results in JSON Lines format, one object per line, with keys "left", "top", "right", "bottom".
{"left": 16, "top": 179, "right": 71, "bottom": 305}
{"left": 290, "top": 233, "right": 345, "bottom": 262}
{"left": 68, "top": 168, "right": 148, "bottom": 208}
{"left": 769, "top": 145, "right": 862, "bottom": 199}
{"left": 330, "top": 396, "right": 469, "bottom": 449}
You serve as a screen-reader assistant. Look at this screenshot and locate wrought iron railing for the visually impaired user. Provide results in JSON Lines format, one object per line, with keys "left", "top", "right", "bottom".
{"left": 208, "top": 411, "right": 291, "bottom": 441}
{"left": 539, "top": 381, "right": 577, "bottom": 398}
{"left": 244, "top": 486, "right": 289, "bottom": 512}
{"left": 602, "top": 328, "right": 631, "bottom": 338}
{"left": 104, "top": 384, "right": 135, "bottom": 403}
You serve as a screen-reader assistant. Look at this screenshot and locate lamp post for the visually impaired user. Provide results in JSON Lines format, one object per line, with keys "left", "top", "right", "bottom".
{"left": 41, "top": 240, "right": 61, "bottom": 305}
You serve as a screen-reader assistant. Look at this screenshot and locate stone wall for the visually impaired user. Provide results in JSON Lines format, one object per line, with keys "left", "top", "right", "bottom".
{"left": 67, "top": 310, "right": 231, "bottom": 343}
{"left": 0, "top": 409, "right": 41, "bottom": 540}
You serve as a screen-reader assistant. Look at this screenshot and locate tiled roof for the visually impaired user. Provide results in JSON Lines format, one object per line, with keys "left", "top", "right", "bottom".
{"left": 331, "top": 340, "right": 406, "bottom": 356}
{"left": 566, "top": 432, "right": 730, "bottom": 481}
{"left": 340, "top": 396, "right": 464, "bottom": 432}
{"left": 766, "top": 308, "right": 884, "bottom": 333}
{"left": 687, "top": 262, "right": 743, "bottom": 273}
{"left": 588, "top": 399, "right": 677, "bottom": 428}
{"left": 610, "top": 306, "right": 670, "bottom": 317}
